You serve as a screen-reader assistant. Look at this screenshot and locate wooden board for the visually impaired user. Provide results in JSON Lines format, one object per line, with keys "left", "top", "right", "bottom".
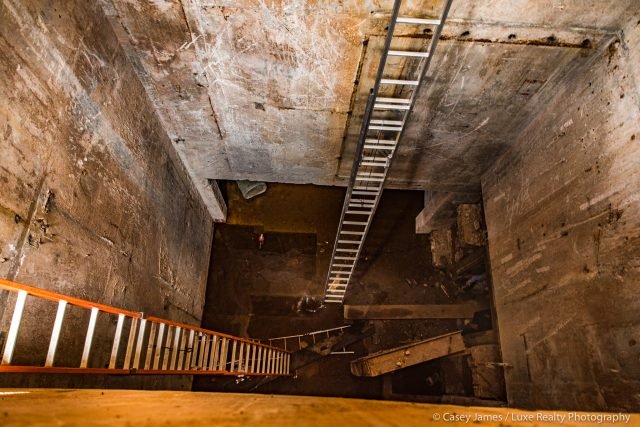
{"left": 350, "top": 331, "right": 466, "bottom": 377}
{"left": 344, "top": 303, "right": 487, "bottom": 320}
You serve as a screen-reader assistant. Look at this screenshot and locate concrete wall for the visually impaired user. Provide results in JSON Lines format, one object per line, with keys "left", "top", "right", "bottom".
{"left": 0, "top": 0, "right": 213, "bottom": 388}
{"left": 482, "top": 20, "right": 640, "bottom": 411}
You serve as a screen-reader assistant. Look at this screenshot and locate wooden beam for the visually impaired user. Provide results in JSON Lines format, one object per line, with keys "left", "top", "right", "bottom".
{"left": 344, "top": 303, "right": 487, "bottom": 320}
{"left": 350, "top": 331, "right": 466, "bottom": 377}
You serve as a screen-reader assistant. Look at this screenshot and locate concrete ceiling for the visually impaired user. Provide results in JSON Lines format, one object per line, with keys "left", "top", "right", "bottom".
{"left": 101, "top": 0, "right": 638, "bottom": 206}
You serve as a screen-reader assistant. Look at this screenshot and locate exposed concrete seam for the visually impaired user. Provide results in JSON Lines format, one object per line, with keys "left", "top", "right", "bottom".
{"left": 178, "top": 0, "right": 224, "bottom": 141}
{"left": 99, "top": 0, "right": 226, "bottom": 221}
{"left": 6, "top": 171, "right": 48, "bottom": 281}
{"left": 334, "top": 38, "right": 370, "bottom": 180}
{"left": 179, "top": 0, "right": 235, "bottom": 178}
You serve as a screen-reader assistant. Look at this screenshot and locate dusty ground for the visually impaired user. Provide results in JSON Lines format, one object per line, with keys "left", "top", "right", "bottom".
{"left": 194, "top": 183, "right": 486, "bottom": 397}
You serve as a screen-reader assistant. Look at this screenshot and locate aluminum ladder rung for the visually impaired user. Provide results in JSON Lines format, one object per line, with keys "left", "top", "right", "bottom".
{"left": 371, "top": 119, "right": 403, "bottom": 126}
{"left": 364, "top": 144, "right": 394, "bottom": 151}
{"left": 369, "top": 125, "right": 403, "bottom": 131}
{"left": 340, "top": 231, "right": 365, "bottom": 235}
{"left": 361, "top": 161, "right": 387, "bottom": 167}
{"left": 332, "top": 263, "right": 355, "bottom": 268}
{"left": 375, "top": 97, "right": 411, "bottom": 104}
{"left": 388, "top": 50, "right": 429, "bottom": 58}
{"left": 346, "top": 210, "right": 372, "bottom": 215}
{"left": 374, "top": 103, "right": 410, "bottom": 111}
{"left": 343, "top": 221, "right": 368, "bottom": 225}
{"left": 335, "top": 248, "right": 358, "bottom": 253}
{"left": 365, "top": 139, "right": 397, "bottom": 144}
{"left": 351, "top": 190, "right": 378, "bottom": 196}
{"left": 380, "top": 78, "right": 420, "bottom": 86}
{"left": 396, "top": 17, "right": 441, "bottom": 25}
{"left": 355, "top": 176, "right": 384, "bottom": 181}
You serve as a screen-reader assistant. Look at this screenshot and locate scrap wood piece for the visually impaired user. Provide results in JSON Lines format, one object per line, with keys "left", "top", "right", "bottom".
{"left": 350, "top": 331, "right": 465, "bottom": 377}
{"left": 344, "top": 302, "right": 488, "bottom": 320}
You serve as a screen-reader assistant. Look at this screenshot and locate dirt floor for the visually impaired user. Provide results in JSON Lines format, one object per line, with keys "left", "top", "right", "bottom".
{"left": 194, "top": 183, "right": 488, "bottom": 398}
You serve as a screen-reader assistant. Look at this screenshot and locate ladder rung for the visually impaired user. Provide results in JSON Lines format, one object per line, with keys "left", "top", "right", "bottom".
{"left": 388, "top": 50, "right": 429, "bottom": 58}
{"left": 80, "top": 307, "right": 99, "bottom": 368}
{"left": 364, "top": 144, "right": 394, "bottom": 150}
{"left": 362, "top": 157, "right": 387, "bottom": 162}
{"left": 45, "top": 300, "right": 67, "bottom": 367}
{"left": 361, "top": 162, "right": 387, "bottom": 167}
{"left": 369, "top": 125, "right": 402, "bottom": 131}
{"left": 343, "top": 221, "right": 368, "bottom": 225}
{"left": 358, "top": 172, "right": 384, "bottom": 177}
{"left": 346, "top": 210, "right": 372, "bottom": 215}
{"left": 340, "top": 231, "right": 364, "bottom": 235}
{"left": 332, "top": 264, "right": 354, "bottom": 268}
{"left": 335, "top": 256, "right": 356, "bottom": 260}
{"left": 336, "top": 248, "right": 358, "bottom": 253}
{"left": 371, "top": 119, "right": 403, "bottom": 126}
{"left": 374, "top": 103, "right": 410, "bottom": 111}
{"left": 355, "top": 176, "right": 384, "bottom": 181}
{"left": 365, "top": 139, "right": 397, "bottom": 144}
{"left": 338, "top": 240, "right": 361, "bottom": 244}
{"left": 329, "top": 277, "right": 350, "bottom": 280}
{"left": 396, "top": 17, "right": 441, "bottom": 25}
{"left": 376, "top": 97, "right": 411, "bottom": 104}
{"left": 351, "top": 190, "right": 378, "bottom": 196}
{"left": 353, "top": 185, "right": 380, "bottom": 190}
{"left": 380, "top": 79, "right": 420, "bottom": 86}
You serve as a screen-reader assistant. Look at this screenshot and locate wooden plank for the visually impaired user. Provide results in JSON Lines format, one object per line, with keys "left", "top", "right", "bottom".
{"left": 350, "top": 331, "right": 465, "bottom": 377}
{"left": 344, "top": 303, "right": 487, "bottom": 320}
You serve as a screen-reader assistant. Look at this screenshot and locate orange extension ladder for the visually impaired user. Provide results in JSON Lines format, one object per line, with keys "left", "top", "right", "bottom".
{"left": 0, "top": 278, "right": 290, "bottom": 376}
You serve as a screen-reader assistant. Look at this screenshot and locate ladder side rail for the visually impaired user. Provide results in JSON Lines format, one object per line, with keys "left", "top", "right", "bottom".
{"left": 0, "top": 278, "right": 291, "bottom": 376}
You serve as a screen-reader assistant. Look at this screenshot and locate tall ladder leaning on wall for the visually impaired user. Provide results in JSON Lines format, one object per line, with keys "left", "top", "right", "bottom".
{"left": 324, "top": 0, "right": 454, "bottom": 303}
{"left": 0, "top": 279, "right": 291, "bottom": 376}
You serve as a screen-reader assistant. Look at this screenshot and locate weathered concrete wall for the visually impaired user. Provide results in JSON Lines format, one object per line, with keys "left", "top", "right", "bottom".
{"left": 106, "top": 0, "right": 636, "bottom": 193}
{"left": 0, "top": 0, "right": 213, "bottom": 388}
{"left": 482, "top": 18, "right": 640, "bottom": 411}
